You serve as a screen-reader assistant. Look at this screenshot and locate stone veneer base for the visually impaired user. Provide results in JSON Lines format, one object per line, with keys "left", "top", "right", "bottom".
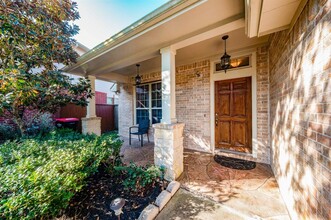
{"left": 153, "top": 123, "right": 185, "bottom": 181}
{"left": 81, "top": 117, "right": 101, "bottom": 136}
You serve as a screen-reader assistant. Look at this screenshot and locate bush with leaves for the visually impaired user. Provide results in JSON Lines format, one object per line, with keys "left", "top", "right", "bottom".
{"left": 0, "top": 122, "right": 19, "bottom": 142}
{"left": 115, "top": 163, "right": 165, "bottom": 195}
{"left": 23, "top": 111, "right": 56, "bottom": 136}
{"left": 0, "top": 129, "right": 123, "bottom": 220}
{"left": 0, "top": 0, "right": 93, "bottom": 136}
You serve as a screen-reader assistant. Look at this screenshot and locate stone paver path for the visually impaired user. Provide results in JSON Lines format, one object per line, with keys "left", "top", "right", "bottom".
{"left": 120, "top": 140, "right": 290, "bottom": 219}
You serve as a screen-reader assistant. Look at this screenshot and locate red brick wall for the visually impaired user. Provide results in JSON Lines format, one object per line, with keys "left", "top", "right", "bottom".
{"left": 95, "top": 91, "right": 107, "bottom": 104}
{"left": 269, "top": 0, "right": 331, "bottom": 219}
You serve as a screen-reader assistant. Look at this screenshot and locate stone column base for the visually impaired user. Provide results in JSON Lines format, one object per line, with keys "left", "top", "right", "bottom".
{"left": 81, "top": 117, "right": 101, "bottom": 136}
{"left": 153, "top": 123, "right": 185, "bottom": 181}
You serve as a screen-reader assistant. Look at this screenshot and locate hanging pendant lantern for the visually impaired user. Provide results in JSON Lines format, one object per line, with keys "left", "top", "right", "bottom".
{"left": 135, "top": 64, "right": 141, "bottom": 85}
{"left": 220, "top": 35, "right": 231, "bottom": 73}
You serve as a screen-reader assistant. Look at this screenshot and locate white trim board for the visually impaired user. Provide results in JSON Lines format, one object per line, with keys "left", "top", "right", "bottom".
{"left": 210, "top": 50, "right": 258, "bottom": 158}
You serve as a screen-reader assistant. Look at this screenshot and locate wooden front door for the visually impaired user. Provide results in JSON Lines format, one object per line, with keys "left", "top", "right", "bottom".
{"left": 215, "top": 77, "right": 252, "bottom": 153}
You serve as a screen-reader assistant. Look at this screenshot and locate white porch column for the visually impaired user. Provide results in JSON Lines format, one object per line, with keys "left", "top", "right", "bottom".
{"left": 82, "top": 75, "right": 101, "bottom": 136}
{"left": 160, "top": 46, "right": 177, "bottom": 124}
{"left": 87, "top": 75, "right": 96, "bottom": 117}
{"left": 154, "top": 46, "right": 184, "bottom": 181}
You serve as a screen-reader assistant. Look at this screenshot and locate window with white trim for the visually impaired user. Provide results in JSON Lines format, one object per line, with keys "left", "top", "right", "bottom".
{"left": 136, "top": 82, "right": 162, "bottom": 124}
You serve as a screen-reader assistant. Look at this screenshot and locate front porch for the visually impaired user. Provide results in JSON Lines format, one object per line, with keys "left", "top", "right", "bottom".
{"left": 120, "top": 139, "right": 289, "bottom": 219}
{"left": 64, "top": 0, "right": 331, "bottom": 217}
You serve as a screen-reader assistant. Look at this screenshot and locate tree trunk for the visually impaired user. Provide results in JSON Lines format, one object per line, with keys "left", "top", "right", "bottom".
{"left": 12, "top": 117, "right": 25, "bottom": 137}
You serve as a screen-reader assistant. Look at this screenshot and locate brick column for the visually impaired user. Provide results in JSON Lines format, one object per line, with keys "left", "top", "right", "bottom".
{"left": 153, "top": 123, "right": 185, "bottom": 181}
{"left": 82, "top": 75, "right": 101, "bottom": 135}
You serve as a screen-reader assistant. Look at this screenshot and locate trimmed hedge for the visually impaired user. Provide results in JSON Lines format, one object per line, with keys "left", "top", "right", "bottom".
{"left": 0, "top": 129, "right": 122, "bottom": 219}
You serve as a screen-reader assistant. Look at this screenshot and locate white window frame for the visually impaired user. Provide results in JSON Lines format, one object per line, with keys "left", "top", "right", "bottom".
{"left": 133, "top": 81, "right": 162, "bottom": 125}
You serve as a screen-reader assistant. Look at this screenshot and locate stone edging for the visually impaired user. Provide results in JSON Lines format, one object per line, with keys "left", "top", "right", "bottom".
{"left": 138, "top": 181, "right": 180, "bottom": 220}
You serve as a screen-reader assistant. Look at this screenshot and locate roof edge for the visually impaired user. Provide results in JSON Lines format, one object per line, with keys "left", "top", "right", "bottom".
{"left": 64, "top": 0, "right": 202, "bottom": 72}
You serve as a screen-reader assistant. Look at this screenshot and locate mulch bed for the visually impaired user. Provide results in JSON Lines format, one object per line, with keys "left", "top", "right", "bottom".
{"left": 58, "top": 165, "right": 167, "bottom": 220}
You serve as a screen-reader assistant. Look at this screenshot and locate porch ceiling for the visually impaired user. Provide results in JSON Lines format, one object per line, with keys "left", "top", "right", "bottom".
{"left": 108, "top": 27, "right": 268, "bottom": 78}
{"left": 64, "top": 0, "right": 305, "bottom": 83}
{"left": 64, "top": 0, "right": 246, "bottom": 78}
{"left": 246, "top": 0, "right": 304, "bottom": 37}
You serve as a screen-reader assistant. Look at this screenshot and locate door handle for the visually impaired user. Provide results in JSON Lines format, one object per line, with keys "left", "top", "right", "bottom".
{"left": 215, "top": 113, "right": 218, "bottom": 126}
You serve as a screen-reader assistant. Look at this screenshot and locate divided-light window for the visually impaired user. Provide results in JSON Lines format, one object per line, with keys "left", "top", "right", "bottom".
{"left": 136, "top": 82, "right": 162, "bottom": 124}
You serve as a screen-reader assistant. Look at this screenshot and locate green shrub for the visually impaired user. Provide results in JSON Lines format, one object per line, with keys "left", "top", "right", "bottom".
{"left": 24, "top": 112, "right": 55, "bottom": 136}
{"left": 115, "top": 163, "right": 165, "bottom": 195}
{"left": 0, "top": 129, "right": 122, "bottom": 220}
{"left": 0, "top": 122, "right": 19, "bottom": 142}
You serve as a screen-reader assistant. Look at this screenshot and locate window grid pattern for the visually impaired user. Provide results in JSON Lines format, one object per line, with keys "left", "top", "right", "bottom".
{"left": 151, "top": 82, "right": 162, "bottom": 124}
{"left": 135, "top": 82, "right": 162, "bottom": 124}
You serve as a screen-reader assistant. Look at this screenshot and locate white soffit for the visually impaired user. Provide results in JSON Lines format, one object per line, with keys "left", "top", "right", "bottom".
{"left": 66, "top": 0, "right": 245, "bottom": 76}
{"left": 246, "top": 0, "right": 302, "bottom": 37}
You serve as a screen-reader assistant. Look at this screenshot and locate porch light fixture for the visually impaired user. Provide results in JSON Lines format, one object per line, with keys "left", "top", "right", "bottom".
{"left": 135, "top": 64, "right": 141, "bottom": 85}
{"left": 220, "top": 35, "right": 231, "bottom": 73}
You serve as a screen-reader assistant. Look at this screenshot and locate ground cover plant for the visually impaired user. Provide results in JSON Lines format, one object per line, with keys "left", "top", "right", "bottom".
{"left": 0, "top": 129, "right": 122, "bottom": 219}
{"left": 115, "top": 162, "right": 165, "bottom": 195}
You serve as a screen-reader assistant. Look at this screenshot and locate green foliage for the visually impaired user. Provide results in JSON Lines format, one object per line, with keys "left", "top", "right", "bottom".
{"left": 24, "top": 112, "right": 55, "bottom": 136}
{"left": 0, "top": 129, "right": 123, "bottom": 220}
{"left": 115, "top": 163, "right": 165, "bottom": 194}
{"left": 0, "top": 122, "right": 19, "bottom": 142}
{"left": 0, "top": 0, "right": 79, "bottom": 69}
{"left": 0, "top": 0, "right": 93, "bottom": 135}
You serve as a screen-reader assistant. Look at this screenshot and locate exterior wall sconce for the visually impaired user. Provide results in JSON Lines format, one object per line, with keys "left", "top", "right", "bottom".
{"left": 220, "top": 35, "right": 231, "bottom": 73}
{"left": 135, "top": 64, "right": 141, "bottom": 85}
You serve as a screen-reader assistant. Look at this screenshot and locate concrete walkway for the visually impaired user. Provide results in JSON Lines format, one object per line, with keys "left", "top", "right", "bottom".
{"left": 156, "top": 188, "right": 289, "bottom": 220}
{"left": 120, "top": 139, "right": 290, "bottom": 219}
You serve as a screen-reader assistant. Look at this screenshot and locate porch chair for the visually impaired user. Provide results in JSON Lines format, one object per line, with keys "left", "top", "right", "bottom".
{"left": 129, "top": 119, "right": 150, "bottom": 147}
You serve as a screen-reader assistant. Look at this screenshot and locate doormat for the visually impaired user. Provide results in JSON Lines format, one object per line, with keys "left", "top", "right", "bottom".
{"left": 214, "top": 155, "right": 256, "bottom": 170}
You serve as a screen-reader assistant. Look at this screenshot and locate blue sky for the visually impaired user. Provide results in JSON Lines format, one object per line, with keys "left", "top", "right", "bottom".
{"left": 75, "top": 0, "right": 169, "bottom": 49}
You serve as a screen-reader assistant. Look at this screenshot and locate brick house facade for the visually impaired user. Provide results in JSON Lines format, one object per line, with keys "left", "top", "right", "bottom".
{"left": 268, "top": 1, "right": 331, "bottom": 218}
{"left": 65, "top": 0, "right": 330, "bottom": 219}
{"left": 116, "top": 1, "right": 331, "bottom": 217}
{"left": 119, "top": 48, "right": 271, "bottom": 163}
